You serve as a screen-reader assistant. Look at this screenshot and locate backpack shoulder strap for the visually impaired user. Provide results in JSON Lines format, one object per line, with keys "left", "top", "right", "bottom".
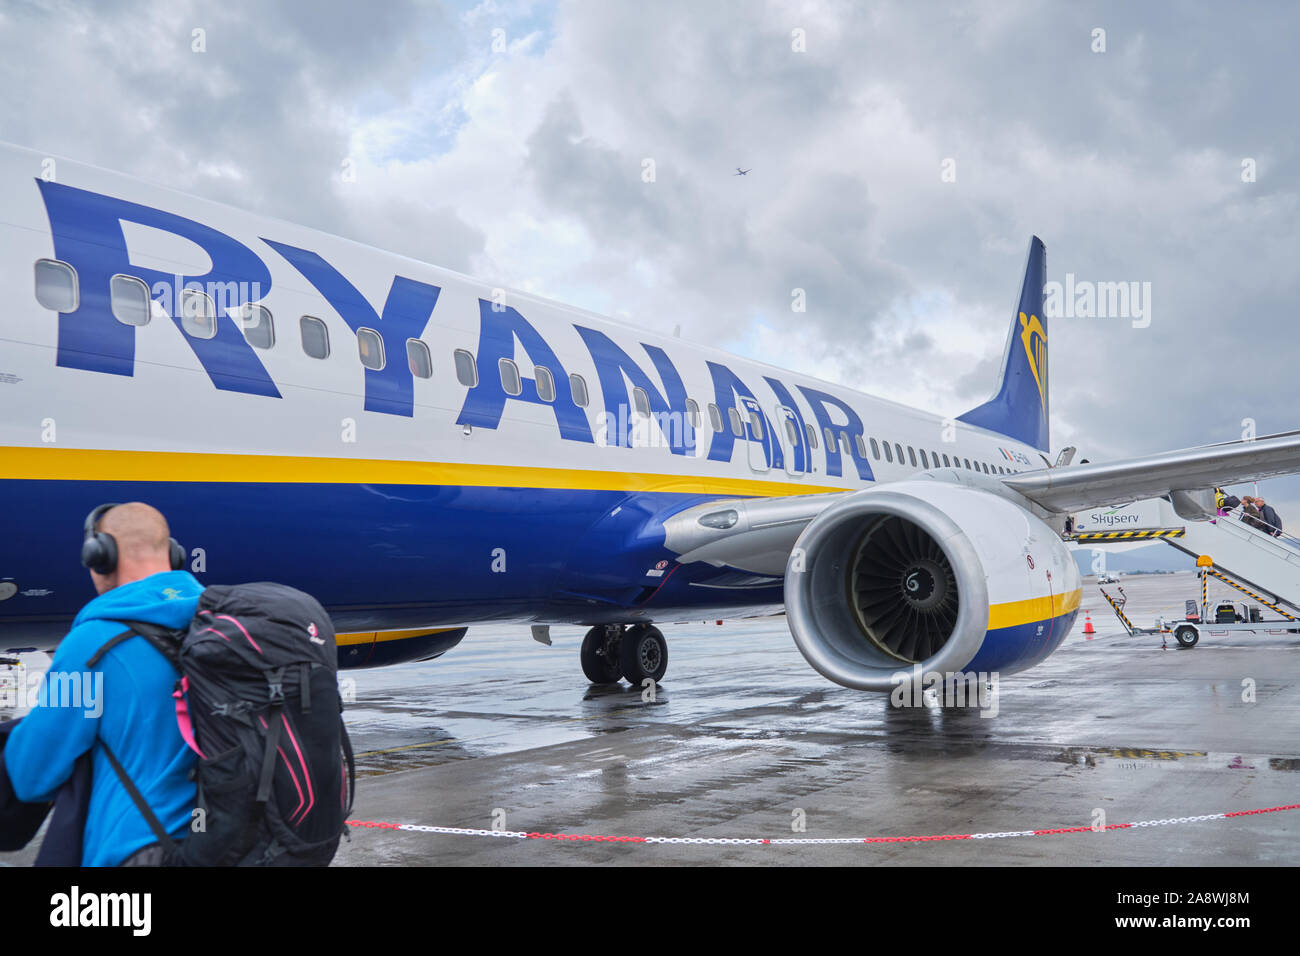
{"left": 87, "top": 624, "right": 186, "bottom": 856}
{"left": 90, "top": 620, "right": 183, "bottom": 671}
{"left": 98, "top": 740, "right": 178, "bottom": 854}
{"left": 86, "top": 628, "right": 141, "bottom": 668}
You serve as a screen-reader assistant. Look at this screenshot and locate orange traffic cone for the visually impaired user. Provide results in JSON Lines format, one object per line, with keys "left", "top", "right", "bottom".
{"left": 1083, "top": 612, "right": 1096, "bottom": 637}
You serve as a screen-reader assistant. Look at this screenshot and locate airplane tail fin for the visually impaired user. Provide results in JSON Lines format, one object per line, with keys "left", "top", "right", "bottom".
{"left": 956, "top": 236, "right": 1049, "bottom": 452}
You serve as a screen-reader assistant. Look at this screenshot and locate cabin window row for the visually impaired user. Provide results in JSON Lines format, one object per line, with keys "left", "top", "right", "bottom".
{"left": 453, "top": 346, "right": 1023, "bottom": 474}
{"left": 859, "top": 434, "right": 1016, "bottom": 474}
{"left": 33, "top": 258, "right": 446, "bottom": 374}
{"left": 30, "top": 264, "right": 1029, "bottom": 469}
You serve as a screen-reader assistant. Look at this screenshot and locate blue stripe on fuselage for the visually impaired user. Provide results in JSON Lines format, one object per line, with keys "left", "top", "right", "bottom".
{"left": 0, "top": 480, "right": 783, "bottom": 645}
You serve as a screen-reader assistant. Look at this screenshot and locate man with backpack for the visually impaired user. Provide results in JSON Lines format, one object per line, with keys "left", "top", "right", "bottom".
{"left": 4, "top": 502, "right": 353, "bottom": 867}
{"left": 3, "top": 502, "right": 201, "bottom": 865}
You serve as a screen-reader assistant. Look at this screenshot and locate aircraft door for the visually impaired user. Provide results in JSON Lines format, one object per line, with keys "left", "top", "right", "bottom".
{"left": 776, "top": 405, "right": 806, "bottom": 477}
{"left": 739, "top": 397, "right": 772, "bottom": 473}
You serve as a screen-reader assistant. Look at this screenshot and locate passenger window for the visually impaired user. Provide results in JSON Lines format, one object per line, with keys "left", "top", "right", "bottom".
{"left": 824, "top": 426, "right": 835, "bottom": 449}
{"left": 728, "top": 407, "right": 744, "bottom": 437}
{"left": 632, "top": 386, "right": 650, "bottom": 417}
{"left": 454, "top": 349, "right": 478, "bottom": 387}
{"left": 870, "top": 438, "right": 880, "bottom": 459}
{"left": 242, "top": 303, "right": 274, "bottom": 349}
{"left": 709, "top": 403, "right": 724, "bottom": 433}
{"left": 895, "top": 443, "right": 904, "bottom": 464}
{"left": 785, "top": 420, "right": 799, "bottom": 444}
{"left": 908, "top": 446, "right": 917, "bottom": 467}
{"left": 406, "top": 339, "right": 432, "bottom": 378}
{"left": 357, "top": 327, "right": 385, "bottom": 370}
{"left": 855, "top": 435, "right": 868, "bottom": 458}
{"left": 570, "top": 373, "right": 589, "bottom": 407}
{"left": 110, "top": 274, "right": 151, "bottom": 327}
{"left": 686, "top": 399, "right": 701, "bottom": 429}
{"left": 499, "top": 358, "right": 522, "bottom": 396}
{"left": 963, "top": 458, "right": 971, "bottom": 470}
{"left": 181, "top": 289, "right": 217, "bottom": 339}
{"left": 919, "top": 449, "right": 929, "bottom": 468}
{"left": 300, "top": 315, "right": 330, "bottom": 359}
{"left": 840, "top": 432, "right": 850, "bottom": 455}
{"left": 535, "top": 366, "right": 555, "bottom": 402}
{"left": 749, "top": 411, "right": 764, "bottom": 439}
{"left": 806, "top": 423, "right": 818, "bottom": 449}
{"left": 942, "top": 454, "right": 951, "bottom": 467}
{"left": 34, "top": 258, "right": 78, "bottom": 312}
{"left": 884, "top": 442, "right": 894, "bottom": 463}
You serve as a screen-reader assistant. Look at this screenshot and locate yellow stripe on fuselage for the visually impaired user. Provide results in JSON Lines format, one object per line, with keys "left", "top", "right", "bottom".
{"left": 0, "top": 446, "right": 847, "bottom": 498}
{"left": 335, "top": 627, "right": 464, "bottom": 647}
{"left": 987, "top": 588, "right": 1082, "bottom": 630}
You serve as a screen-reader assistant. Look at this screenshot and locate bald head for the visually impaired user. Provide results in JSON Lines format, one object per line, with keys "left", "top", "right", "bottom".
{"left": 90, "top": 502, "right": 176, "bottom": 594}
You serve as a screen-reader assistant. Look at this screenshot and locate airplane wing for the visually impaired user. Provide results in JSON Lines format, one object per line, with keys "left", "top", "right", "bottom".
{"left": 1004, "top": 430, "right": 1300, "bottom": 513}
{"left": 662, "top": 431, "right": 1300, "bottom": 574}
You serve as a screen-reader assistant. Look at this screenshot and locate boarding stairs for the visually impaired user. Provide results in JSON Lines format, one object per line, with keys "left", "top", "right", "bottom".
{"left": 1072, "top": 498, "right": 1300, "bottom": 615}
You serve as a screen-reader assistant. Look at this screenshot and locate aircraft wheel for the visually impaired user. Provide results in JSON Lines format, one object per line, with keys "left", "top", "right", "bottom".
{"left": 1174, "top": 625, "right": 1199, "bottom": 648}
{"left": 581, "top": 626, "right": 623, "bottom": 683}
{"left": 620, "top": 625, "right": 668, "bottom": 686}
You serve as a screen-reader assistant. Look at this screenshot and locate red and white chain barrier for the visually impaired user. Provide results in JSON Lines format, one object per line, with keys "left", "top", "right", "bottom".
{"left": 347, "top": 801, "right": 1300, "bottom": 845}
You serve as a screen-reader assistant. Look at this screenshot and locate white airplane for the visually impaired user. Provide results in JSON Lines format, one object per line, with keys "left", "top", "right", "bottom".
{"left": 4, "top": 142, "right": 1300, "bottom": 690}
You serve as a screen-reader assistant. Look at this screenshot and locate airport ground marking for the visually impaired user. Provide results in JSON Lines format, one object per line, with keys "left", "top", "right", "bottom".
{"left": 346, "top": 801, "right": 1300, "bottom": 845}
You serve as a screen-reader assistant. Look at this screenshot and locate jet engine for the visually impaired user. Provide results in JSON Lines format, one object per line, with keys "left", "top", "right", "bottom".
{"left": 784, "top": 479, "right": 1080, "bottom": 691}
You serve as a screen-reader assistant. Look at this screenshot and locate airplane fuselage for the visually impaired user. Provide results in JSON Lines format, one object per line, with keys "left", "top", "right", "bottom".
{"left": 0, "top": 144, "right": 1042, "bottom": 651}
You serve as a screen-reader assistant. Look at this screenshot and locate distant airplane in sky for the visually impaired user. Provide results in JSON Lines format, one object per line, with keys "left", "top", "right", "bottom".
{"left": 734, "top": 167, "right": 750, "bottom": 176}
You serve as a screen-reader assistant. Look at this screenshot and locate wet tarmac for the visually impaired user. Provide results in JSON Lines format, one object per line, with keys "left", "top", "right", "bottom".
{"left": 5, "top": 569, "right": 1300, "bottom": 866}
{"left": 332, "top": 570, "right": 1300, "bottom": 865}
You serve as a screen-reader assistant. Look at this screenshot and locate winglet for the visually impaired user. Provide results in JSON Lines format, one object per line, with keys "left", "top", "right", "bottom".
{"left": 957, "top": 236, "right": 1049, "bottom": 452}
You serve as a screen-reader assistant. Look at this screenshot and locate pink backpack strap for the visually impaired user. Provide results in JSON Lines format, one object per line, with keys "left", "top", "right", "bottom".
{"left": 173, "top": 676, "right": 205, "bottom": 758}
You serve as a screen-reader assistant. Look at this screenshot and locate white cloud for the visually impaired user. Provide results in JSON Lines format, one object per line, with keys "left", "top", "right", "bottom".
{"left": 6, "top": 0, "right": 1300, "bottom": 514}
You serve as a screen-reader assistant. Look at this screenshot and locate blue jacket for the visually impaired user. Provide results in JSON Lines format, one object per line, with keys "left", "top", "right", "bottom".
{"left": 3, "top": 571, "right": 203, "bottom": 866}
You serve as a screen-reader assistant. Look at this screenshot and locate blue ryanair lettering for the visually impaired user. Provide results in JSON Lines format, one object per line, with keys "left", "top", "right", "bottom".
{"left": 456, "top": 303, "right": 593, "bottom": 442}
{"left": 763, "top": 376, "right": 812, "bottom": 473}
{"left": 263, "top": 240, "right": 439, "bottom": 417}
{"left": 706, "top": 362, "right": 781, "bottom": 467}
{"left": 795, "top": 385, "right": 874, "bottom": 480}
{"left": 36, "top": 181, "right": 279, "bottom": 397}
{"left": 574, "top": 327, "right": 695, "bottom": 455}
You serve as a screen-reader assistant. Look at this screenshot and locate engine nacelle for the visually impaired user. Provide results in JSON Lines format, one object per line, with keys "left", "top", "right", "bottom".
{"left": 784, "top": 479, "right": 1081, "bottom": 691}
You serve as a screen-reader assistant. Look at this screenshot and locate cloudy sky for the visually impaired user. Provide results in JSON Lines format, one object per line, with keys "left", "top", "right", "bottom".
{"left": 4, "top": 0, "right": 1297, "bottom": 513}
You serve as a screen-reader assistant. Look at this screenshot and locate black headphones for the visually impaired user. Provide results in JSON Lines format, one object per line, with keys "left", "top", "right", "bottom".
{"left": 81, "top": 503, "right": 186, "bottom": 574}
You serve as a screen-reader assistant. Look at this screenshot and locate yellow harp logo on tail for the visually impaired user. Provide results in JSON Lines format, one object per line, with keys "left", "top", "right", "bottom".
{"left": 1018, "top": 311, "right": 1047, "bottom": 416}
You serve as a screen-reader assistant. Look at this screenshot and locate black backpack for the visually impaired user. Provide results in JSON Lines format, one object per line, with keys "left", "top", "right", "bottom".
{"left": 89, "top": 582, "right": 355, "bottom": 866}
